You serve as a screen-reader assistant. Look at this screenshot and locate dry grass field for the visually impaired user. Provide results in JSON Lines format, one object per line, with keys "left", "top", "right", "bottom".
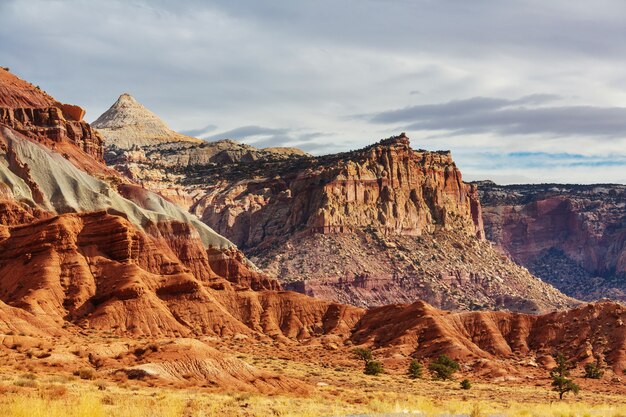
{"left": 2, "top": 354, "right": 626, "bottom": 417}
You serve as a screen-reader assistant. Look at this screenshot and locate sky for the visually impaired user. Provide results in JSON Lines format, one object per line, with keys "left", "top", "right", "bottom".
{"left": 1, "top": 0, "right": 626, "bottom": 184}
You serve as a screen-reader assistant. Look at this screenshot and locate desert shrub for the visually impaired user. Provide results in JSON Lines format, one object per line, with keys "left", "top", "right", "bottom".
{"left": 584, "top": 362, "right": 604, "bottom": 379}
{"left": 428, "top": 354, "right": 460, "bottom": 380}
{"left": 353, "top": 347, "right": 383, "bottom": 376}
{"left": 550, "top": 353, "right": 580, "bottom": 399}
{"left": 364, "top": 360, "right": 384, "bottom": 376}
{"left": 43, "top": 384, "right": 67, "bottom": 400}
{"left": 460, "top": 379, "right": 472, "bottom": 390}
{"left": 124, "top": 368, "right": 150, "bottom": 380}
{"left": 13, "top": 378, "right": 37, "bottom": 388}
{"left": 77, "top": 368, "right": 96, "bottom": 380}
{"left": 407, "top": 360, "right": 423, "bottom": 379}
{"left": 352, "top": 347, "right": 373, "bottom": 363}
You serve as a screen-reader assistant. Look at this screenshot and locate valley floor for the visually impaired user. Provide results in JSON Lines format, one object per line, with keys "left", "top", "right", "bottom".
{"left": 2, "top": 353, "right": 626, "bottom": 417}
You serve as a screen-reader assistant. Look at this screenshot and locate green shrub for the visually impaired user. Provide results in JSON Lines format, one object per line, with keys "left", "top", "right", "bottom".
{"left": 584, "top": 362, "right": 604, "bottom": 379}
{"left": 460, "top": 379, "right": 472, "bottom": 390}
{"left": 428, "top": 354, "right": 460, "bottom": 380}
{"left": 364, "top": 360, "right": 384, "bottom": 376}
{"left": 353, "top": 347, "right": 383, "bottom": 376}
{"left": 352, "top": 347, "right": 373, "bottom": 363}
{"left": 550, "top": 353, "right": 580, "bottom": 400}
{"left": 407, "top": 360, "right": 423, "bottom": 379}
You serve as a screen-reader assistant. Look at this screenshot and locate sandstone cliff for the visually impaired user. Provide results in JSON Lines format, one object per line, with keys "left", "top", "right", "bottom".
{"left": 477, "top": 181, "right": 626, "bottom": 301}
{"left": 0, "top": 68, "right": 103, "bottom": 160}
{"left": 107, "top": 127, "right": 574, "bottom": 312}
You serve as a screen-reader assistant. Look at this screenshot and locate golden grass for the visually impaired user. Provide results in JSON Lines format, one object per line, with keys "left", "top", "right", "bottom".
{"left": 2, "top": 378, "right": 626, "bottom": 417}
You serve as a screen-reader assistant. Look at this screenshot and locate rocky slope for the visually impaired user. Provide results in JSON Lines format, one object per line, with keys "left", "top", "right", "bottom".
{"left": 0, "top": 70, "right": 365, "bottom": 392}
{"left": 105, "top": 115, "right": 574, "bottom": 311}
{"left": 351, "top": 300, "right": 626, "bottom": 376}
{"left": 93, "top": 93, "right": 202, "bottom": 149}
{"left": 477, "top": 181, "right": 626, "bottom": 301}
{"left": 0, "top": 67, "right": 103, "bottom": 160}
{"left": 4, "top": 69, "right": 626, "bottom": 394}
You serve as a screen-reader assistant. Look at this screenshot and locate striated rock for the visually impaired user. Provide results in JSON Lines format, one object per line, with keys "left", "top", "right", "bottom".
{"left": 0, "top": 67, "right": 56, "bottom": 108}
{"left": 107, "top": 130, "right": 574, "bottom": 312}
{"left": 0, "top": 68, "right": 103, "bottom": 160}
{"left": 351, "top": 300, "right": 626, "bottom": 373}
{"left": 191, "top": 134, "right": 484, "bottom": 245}
{"left": 477, "top": 182, "right": 626, "bottom": 301}
{"left": 93, "top": 93, "right": 202, "bottom": 149}
{"left": 0, "top": 107, "right": 103, "bottom": 159}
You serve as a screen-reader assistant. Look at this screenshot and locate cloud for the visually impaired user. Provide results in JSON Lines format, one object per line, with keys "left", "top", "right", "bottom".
{"left": 368, "top": 95, "right": 626, "bottom": 138}
{"left": 180, "top": 124, "right": 217, "bottom": 138}
{"left": 1, "top": 0, "right": 626, "bottom": 183}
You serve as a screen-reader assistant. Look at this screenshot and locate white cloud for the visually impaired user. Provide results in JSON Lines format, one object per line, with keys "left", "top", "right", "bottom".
{"left": 1, "top": 0, "right": 625, "bottom": 183}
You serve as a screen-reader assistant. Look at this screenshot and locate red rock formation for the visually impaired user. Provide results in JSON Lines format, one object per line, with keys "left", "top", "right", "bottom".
{"left": 0, "top": 67, "right": 56, "bottom": 108}
{"left": 173, "top": 134, "right": 572, "bottom": 312}
{"left": 478, "top": 182, "right": 626, "bottom": 301}
{"left": 0, "top": 68, "right": 103, "bottom": 160}
{"left": 351, "top": 300, "right": 626, "bottom": 373}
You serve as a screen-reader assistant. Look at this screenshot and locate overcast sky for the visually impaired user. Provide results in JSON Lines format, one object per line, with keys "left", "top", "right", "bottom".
{"left": 2, "top": 0, "right": 626, "bottom": 184}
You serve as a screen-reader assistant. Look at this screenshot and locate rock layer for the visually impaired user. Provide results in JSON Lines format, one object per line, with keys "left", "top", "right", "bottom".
{"left": 108, "top": 128, "right": 574, "bottom": 312}
{"left": 477, "top": 182, "right": 626, "bottom": 301}
{"left": 0, "top": 68, "right": 103, "bottom": 160}
{"left": 352, "top": 300, "right": 626, "bottom": 374}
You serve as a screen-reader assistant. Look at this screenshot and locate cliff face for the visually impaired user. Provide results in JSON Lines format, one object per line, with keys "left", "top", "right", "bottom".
{"left": 193, "top": 134, "right": 483, "bottom": 249}
{"left": 0, "top": 68, "right": 103, "bottom": 160}
{"left": 477, "top": 182, "right": 626, "bottom": 301}
{"left": 0, "top": 106, "right": 103, "bottom": 160}
{"left": 107, "top": 129, "right": 573, "bottom": 312}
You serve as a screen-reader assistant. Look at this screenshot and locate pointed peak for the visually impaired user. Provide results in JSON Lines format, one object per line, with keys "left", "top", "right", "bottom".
{"left": 116, "top": 93, "right": 138, "bottom": 104}
{"left": 93, "top": 92, "right": 202, "bottom": 149}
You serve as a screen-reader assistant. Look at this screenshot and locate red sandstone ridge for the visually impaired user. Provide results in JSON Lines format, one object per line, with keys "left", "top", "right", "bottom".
{"left": 351, "top": 300, "right": 626, "bottom": 375}
{"left": 0, "top": 67, "right": 102, "bottom": 159}
{"left": 477, "top": 182, "right": 626, "bottom": 301}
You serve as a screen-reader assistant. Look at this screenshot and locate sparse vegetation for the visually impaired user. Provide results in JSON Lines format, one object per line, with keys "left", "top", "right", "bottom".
{"left": 460, "top": 379, "right": 472, "bottom": 390}
{"left": 407, "top": 359, "right": 423, "bottom": 379}
{"left": 75, "top": 368, "right": 96, "bottom": 381}
{"left": 428, "top": 354, "right": 460, "bottom": 380}
{"left": 550, "top": 353, "right": 580, "bottom": 400}
{"left": 353, "top": 347, "right": 383, "bottom": 376}
{"left": 584, "top": 362, "right": 604, "bottom": 379}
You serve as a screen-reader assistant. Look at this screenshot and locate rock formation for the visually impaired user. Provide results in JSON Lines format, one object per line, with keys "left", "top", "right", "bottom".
{"left": 0, "top": 68, "right": 365, "bottom": 392}
{"left": 92, "top": 93, "right": 203, "bottom": 149}
{"left": 105, "top": 119, "right": 574, "bottom": 312}
{"left": 2, "top": 69, "right": 626, "bottom": 393}
{"left": 351, "top": 300, "right": 626, "bottom": 374}
{"left": 477, "top": 181, "right": 626, "bottom": 301}
{"left": 0, "top": 67, "right": 103, "bottom": 160}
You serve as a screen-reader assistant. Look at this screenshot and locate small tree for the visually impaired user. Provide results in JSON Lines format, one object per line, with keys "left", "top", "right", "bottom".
{"left": 407, "top": 359, "right": 423, "bottom": 379}
{"left": 352, "top": 347, "right": 373, "bottom": 363}
{"left": 550, "top": 353, "right": 580, "bottom": 400}
{"left": 584, "top": 362, "right": 604, "bottom": 379}
{"left": 460, "top": 379, "right": 472, "bottom": 390}
{"left": 428, "top": 354, "right": 460, "bottom": 380}
{"left": 353, "top": 347, "right": 383, "bottom": 376}
{"left": 364, "top": 360, "right": 384, "bottom": 375}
